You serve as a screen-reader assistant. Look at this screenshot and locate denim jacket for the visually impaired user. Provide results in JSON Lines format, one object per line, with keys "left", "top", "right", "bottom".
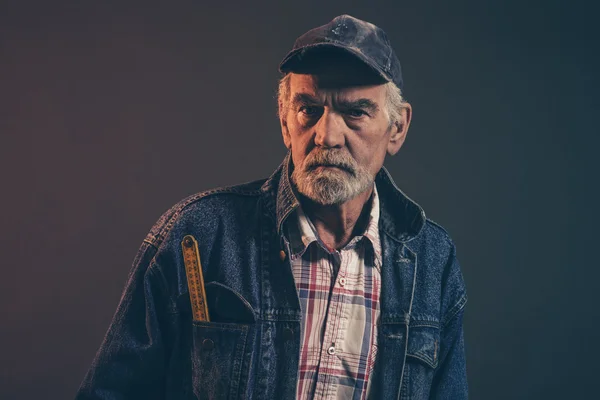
{"left": 76, "top": 152, "right": 468, "bottom": 400}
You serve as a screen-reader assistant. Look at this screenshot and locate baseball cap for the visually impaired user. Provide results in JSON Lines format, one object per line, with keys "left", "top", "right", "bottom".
{"left": 279, "top": 14, "right": 403, "bottom": 90}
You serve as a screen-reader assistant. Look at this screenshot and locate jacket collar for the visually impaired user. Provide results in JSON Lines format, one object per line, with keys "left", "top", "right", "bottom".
{"left": 260, "top": 150, "right": 426, "bottom": 243}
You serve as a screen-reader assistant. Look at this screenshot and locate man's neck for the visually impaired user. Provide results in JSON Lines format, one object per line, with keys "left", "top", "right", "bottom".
{"left": 299, "top": 185, "right": 375, "bottom": 251}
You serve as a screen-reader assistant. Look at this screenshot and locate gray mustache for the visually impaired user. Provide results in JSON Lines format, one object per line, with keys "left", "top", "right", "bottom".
{"left": 304, "top": 151, "right": 356, "bottom": 173}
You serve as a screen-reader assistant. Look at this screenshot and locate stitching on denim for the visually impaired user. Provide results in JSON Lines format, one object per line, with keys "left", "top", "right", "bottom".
{"left": 274, "top": 153, "right": 300, "bottom": 235}
{"left": 400, "top": 358, "right": 410, "bottom": 400}
{"left": 256, "top": 323, "right": 272, "bottom": 397}
{"left": 406, "top": 352, "right": 437, "bottom": 369}
{"left": 191, "top": 321, "right": 249, "bottom": 331}
{"left": 406, "top": 326, "right": 440, "bottom": 368}
{"left": 381, "top": 314, "right": 409, "bottom": 324}
{"left": 379, "top": 166, "right": 426, "bottom": 243}
{"left": 255, "top": 206, "right": 271, "bottom": 398}
{"left": 397, "top": 245, "right": 417, "bottom": 400}
{"left": 238, "top": 327, "right": 256, "bottom": 399}
{"left": 145, "top": 185, "right": 263, "bottom": 248}
{"left": 260, "top": 206, "right": 272, "bottom": 320}
{"left": 229, "top": 324, "right": 249, "bottom": 398}
{"left": 441, "top": 293, "right": 468, "bottom": 330}
{"left": 147, "top": 261, "right": 177, "bottom": 314}
{"left": 276, "top": 190, "right": 298, "bottom": 235}
{"left": 409, "top": 321, "right": 440, "bottom": 329}
{"left": 142, "top": 238, "right": 158, "bottom": 248}
{"left": 425, "top": 218, "right": 453, "bottom": 241}
{"left": 263, "top": 311, "right": 302, "bottom": 322}
{"left": 205, "top": 281, "right": 257, "bottom": 321}
{"left": 130, "top": 242, "right": 178, "bottom": 316}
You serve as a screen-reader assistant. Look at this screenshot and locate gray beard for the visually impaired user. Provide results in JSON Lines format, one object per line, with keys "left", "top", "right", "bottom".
{"left": 290, "top": 150, "right": 374, "bottom": 205}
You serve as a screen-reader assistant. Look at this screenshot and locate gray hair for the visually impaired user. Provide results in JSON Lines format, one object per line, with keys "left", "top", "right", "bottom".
{"left": 277, "top": 73, "right": 408, "bottom": 128}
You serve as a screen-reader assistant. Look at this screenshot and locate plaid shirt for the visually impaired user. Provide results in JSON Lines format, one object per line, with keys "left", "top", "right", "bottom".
{"left": 286, "top": 185, "right": 382, "bottom": 400}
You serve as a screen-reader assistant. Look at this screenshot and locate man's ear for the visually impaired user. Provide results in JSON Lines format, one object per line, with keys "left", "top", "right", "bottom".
{"left": 387, "top": 103, "right": 412, "bottom": 156}
{"left": 279, "top": 101, "right": 291, "bottom": 149}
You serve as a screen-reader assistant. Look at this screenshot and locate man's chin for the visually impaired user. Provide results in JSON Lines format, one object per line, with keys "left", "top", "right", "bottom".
{"left": 299, "top": 181, "right": 354, "bottom": 206}
{"left": 292, "top": 170, "right": 371, "bottom": 205}
{"left": 302, "top": 193, "right": 347, "bottom": 206}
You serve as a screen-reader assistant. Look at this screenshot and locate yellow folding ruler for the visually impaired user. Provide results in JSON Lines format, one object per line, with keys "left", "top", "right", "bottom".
{"left": 181, "top": 234, "right": 210, "bottom": 322}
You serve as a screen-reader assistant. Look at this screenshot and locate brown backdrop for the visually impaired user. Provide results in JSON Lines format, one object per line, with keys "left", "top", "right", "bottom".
{"left": 1, "top": 1, "right": 598, "bottom": 399}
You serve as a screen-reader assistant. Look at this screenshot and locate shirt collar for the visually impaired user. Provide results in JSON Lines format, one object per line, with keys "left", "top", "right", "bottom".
{"left": 285, "top": 183, "right": 383, "bottom": 270}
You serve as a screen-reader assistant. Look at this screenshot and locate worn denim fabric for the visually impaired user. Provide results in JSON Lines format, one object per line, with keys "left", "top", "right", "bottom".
{"left": 75, "top": 151, "right": 468, "bottom": 400}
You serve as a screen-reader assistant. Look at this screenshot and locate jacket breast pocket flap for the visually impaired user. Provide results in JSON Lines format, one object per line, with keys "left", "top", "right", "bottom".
{"left": 406, "top": 325, "right": 440, "bottom": 370}
{"left": 205, "top": 281, "right": 256, "bottom": 324}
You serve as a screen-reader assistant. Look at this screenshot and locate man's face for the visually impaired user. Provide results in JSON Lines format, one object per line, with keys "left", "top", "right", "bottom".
{"left": 280, "top": 67, "right": 409, "bottom": 205}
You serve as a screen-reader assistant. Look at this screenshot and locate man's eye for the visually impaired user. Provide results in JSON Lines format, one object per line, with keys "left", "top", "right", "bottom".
{"left": 346, "top": 109, "right": 367, "bottom": 118}
{"left": 299, "top": 106, "right": 320, "bottom": 116}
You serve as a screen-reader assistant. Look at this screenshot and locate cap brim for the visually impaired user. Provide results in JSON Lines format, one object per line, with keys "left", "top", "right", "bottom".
{"left": 278, "top": 43, "right": 392, "bottom": 84}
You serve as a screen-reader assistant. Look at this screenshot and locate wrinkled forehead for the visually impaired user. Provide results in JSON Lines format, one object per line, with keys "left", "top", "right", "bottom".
{"left": 288, "top": 72, "right": 387, "bottom": 104}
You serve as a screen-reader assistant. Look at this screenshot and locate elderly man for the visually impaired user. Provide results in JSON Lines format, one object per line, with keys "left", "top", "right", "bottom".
{"left": 76, "top": 14, "right": 468, "bottom": 400}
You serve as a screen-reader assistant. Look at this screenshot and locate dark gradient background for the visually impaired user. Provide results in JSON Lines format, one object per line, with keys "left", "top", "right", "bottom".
{"left": 1, "top": 1, "right": 598, "bottom": 399}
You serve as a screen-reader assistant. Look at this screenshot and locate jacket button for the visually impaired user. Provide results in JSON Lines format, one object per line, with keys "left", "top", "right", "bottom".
{"left": 279, "top": 250, "right": 286, "bottom": 261}
{"left": 202, "top": 338, "right": 215, "bottom": 351}
{"left": 283, "top": 327, "right": 294, "bottom": 341}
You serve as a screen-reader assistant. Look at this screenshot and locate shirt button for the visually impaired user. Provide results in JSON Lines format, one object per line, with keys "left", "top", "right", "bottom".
{"left": 339, "top": 277, "right": 346, "bottom": 286}
{"left": 327, "top": 346, "right": 336, "bottom": 355}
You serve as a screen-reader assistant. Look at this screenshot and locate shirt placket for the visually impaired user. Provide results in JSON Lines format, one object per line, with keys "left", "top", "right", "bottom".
{"left": 313, "top": 249, "right": 352, "bottom": 400}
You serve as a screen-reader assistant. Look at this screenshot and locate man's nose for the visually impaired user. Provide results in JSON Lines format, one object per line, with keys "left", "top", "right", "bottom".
{"left": 314, "top": 109, "right": 345, "bottom": 148}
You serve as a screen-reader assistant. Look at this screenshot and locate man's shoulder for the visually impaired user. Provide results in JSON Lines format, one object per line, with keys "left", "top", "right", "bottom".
{"left": 406, "top": 216, "right": 463, "bottom": 282}
{"left": 410, "top": 217, "right": 467, "bottom": 324}
{"left": 423, "top": 217, "right": 456, "bottom": 247}
{"left": 143, "top": 178, "right": 268, "bottom": 248}
{"left": 403, "top": 215, "right": 457, "bottom": 255}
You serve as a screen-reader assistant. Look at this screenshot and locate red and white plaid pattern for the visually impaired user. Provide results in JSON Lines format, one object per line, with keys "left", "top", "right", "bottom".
{"left": 286, "top": 185, "right": 382, "bottom": 400}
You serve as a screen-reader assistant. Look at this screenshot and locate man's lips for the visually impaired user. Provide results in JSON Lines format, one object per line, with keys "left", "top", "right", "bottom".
{"left": 309, "top": 164, "right": 353, "bottom": 174}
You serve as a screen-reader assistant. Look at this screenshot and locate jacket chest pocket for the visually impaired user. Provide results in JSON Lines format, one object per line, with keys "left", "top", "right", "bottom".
{"left": 400, "top": 325, "right": 440, "bottom": 400}
{"left": 188, "top": 281, "right": 257, "bottom": 399}
{"left": 191, "top": 321, "right": 253, "bottom": 400}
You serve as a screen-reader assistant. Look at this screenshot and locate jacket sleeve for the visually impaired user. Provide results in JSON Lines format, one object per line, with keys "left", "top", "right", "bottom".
{"left": 75, "top": 240, "right": 174, "bottom": 400}
{"left": 430, "top": 243, "right": 469, "bottom": 399}
{"left": 430, "top": 302, "right": 468, "bottom": 399}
